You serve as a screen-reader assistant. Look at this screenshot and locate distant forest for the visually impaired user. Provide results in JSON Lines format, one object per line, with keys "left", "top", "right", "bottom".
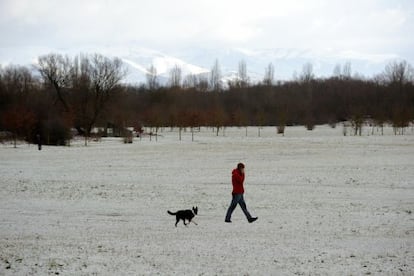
{"left": 1, "top": 53, "right": 413, "bottom": 145}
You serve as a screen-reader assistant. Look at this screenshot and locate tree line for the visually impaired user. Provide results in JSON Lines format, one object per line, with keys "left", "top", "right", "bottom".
{"left": 0, "top": 53, "right": 413, "bottom": 145}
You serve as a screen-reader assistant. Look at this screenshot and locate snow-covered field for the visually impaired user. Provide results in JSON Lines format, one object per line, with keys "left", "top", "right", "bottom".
{"left": 1, "top": 126, "right": 413, "bottom": 275}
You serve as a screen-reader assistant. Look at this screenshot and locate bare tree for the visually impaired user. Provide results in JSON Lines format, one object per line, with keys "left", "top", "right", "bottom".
{"left": 70, "top": 54, "right": 90, "bottom": 87}
{"left": 300, "top": 62, "right": 315, "bottom": 130}
{"left": 383, "top": 60, "right": 413, "bottom": 134}
{"left": 37, "top": 53, "right": 72, "bottom": 112}
{"left": 169, "top": 64, "right": 182, "bottom": 88}
{"left": 209, "top": 59, "right": 222, "bottom": 92}
{"left": 342, "top": 62, "right": 352, "bottom": 80}
{"left": 237, "top": 60, "right": 249, "bottom": 88}
{"left": 196, "top": 74, "right": 209, "bottom": 92}
{"left": 383, "top": 60, "right": 413, "bottom": 86}
{"left": 263, "top": 63, "right": 275, "bottom": 86}
{"left": 300, "top": 62, "right": 314, "bottom": 83}
{"left": 87, "top": 54, "right": 125, "bottom": 143}
{"left": 350, "top": 113, "right": 364, "bottom": 136}
{"left": 2, "top": 65, "right": 34, "bottom": 97}
{"left": 70, "top": 54, "right": 92, "bottom": 141}
{"left": 183, "top": 74, "right": 198, "bottom": 89}
{"left": 333, "top": 62, "right": 351, "bottom": 80}
{"left": 333, "top": 64, "right": 342, "bottom": 78}
{"left": 146, "top": 64, "right": 158, "bottom": 91}
{"left": 208, "top": 105, "right": 226, "bottom": 136}
{"left": 70, "top": 53, "right": 126, "bottom": 145}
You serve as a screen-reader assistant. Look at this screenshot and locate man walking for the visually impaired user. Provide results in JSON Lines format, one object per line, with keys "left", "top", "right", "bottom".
{"left": 225, "top": 163, "right": 258, "bottom": 223}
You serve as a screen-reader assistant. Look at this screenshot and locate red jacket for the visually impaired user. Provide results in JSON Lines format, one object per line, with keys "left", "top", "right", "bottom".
{"left": 232, "top": 168, "right": 245, "bottom": 194}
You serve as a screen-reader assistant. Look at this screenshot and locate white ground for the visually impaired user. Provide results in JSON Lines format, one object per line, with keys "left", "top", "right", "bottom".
{"left": 0, "top": 126, "right": 413, "bottom": 275}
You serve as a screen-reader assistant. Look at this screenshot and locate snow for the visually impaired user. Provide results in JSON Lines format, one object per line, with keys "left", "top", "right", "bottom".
{"left": 1, "top": 126, "right": 413, "bottom": 275}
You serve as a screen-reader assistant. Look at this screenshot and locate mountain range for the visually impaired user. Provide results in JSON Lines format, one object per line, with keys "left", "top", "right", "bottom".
{"left": 0, "top": 45, "right": 400, "bottom": 85}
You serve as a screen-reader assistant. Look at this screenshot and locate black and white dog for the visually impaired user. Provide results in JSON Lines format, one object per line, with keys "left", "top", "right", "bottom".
{"left": 167, "top": 206, "right": 198, "bottom": 227}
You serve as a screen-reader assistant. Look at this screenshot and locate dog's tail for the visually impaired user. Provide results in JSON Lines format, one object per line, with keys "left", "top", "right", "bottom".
{"left": 167, "top": 210, "right": 176, "bottom": 215}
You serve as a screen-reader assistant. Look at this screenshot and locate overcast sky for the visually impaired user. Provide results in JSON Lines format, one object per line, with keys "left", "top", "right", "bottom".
{"left": 1, "top": 0, "right": 413, "bottom": 62}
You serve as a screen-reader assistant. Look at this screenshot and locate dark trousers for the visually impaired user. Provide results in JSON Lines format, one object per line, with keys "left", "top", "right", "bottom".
{"left": 225, "top": 193, "right": 252, "bottom": 221}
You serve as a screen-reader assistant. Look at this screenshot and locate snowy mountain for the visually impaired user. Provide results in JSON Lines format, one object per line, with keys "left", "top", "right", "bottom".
{"left": 0, "top": 45, "right": 399, "bottom": 85}
{"left": 115, "top": 48, "right": 210, "bottom": 85}
{"left": 173, "top": 47, "right": 398, "bottom": 81}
